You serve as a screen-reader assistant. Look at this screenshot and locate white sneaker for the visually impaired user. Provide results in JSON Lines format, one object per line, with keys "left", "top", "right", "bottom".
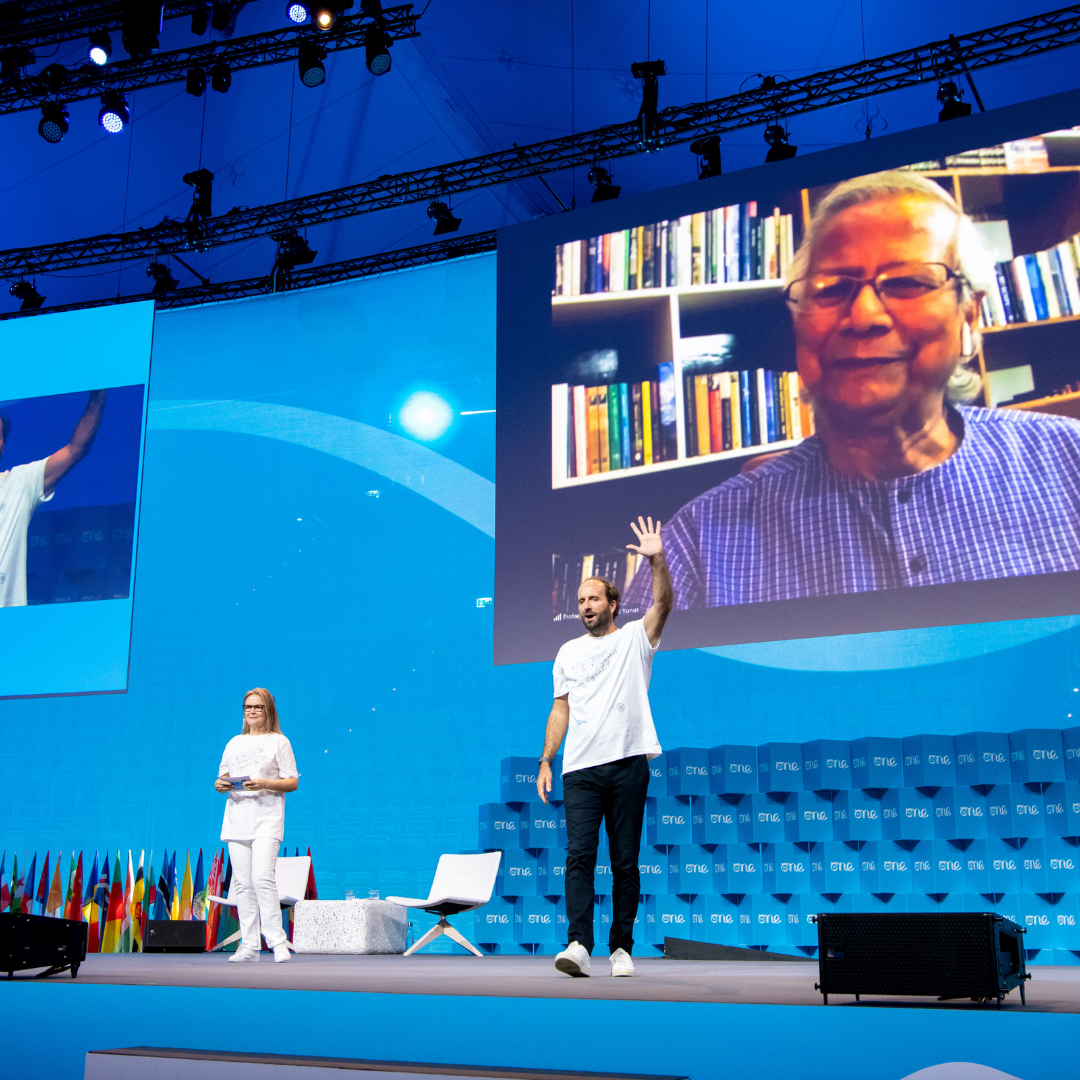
{"left": 273, "top": 942, "right": 292, "bottom": 963}
{"left": 609, "top": 948, "right": 635, "bottom": 977}
{"left": 554, "top": 941, "right": 591, "bottom": 977}
{"left": 228, "top": 946, "right": 260, "bottom": 963}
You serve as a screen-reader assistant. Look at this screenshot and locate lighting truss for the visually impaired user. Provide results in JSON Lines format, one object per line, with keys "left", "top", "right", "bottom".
{"left": 0, "top": 2, "right": 204, "bottom": 51}
{"left": 2, "top": 4, "right": 1080, "bottom": 280}
{"left": 0, "top": 229, "right": 497, "bottom": 320}
{"left": 0, "top": 3, "right": 420, "bottom": 113}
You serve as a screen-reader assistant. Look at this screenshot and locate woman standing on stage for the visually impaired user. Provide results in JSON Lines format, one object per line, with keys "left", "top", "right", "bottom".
{"left": 214, "top": 687, "right": 300, "bottom": 963}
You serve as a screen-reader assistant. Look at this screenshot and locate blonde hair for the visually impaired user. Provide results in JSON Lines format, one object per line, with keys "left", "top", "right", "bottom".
{"left": 785, "top": 170, "right": 992, "bottom": 405}
{"left": 241, "top": 686, "right": 282, "bottom": 734}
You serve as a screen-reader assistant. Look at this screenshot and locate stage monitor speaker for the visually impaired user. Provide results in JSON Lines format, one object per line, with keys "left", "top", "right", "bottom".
{"left": 1, "top": 911, "right": 88, "bottom": 978}
{"left": 815, "top": 911, "right": 1029, "bottom": 1005}
{"left": 144, "top": 920, "right": 206, "bottom": 953}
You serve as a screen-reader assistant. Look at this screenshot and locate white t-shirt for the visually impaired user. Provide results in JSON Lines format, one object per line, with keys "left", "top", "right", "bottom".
{"left": 553, "top": 618, "right": 662, "bottom": 775}
{"left": 0, "top": 459, "right": 52, "bottom": 607}
{"left": 218, "top": 732, "right": 300, "bottom": 842}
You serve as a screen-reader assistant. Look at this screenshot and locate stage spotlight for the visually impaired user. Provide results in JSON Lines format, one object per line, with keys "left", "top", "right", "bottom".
{"left": 98, "top": 90, "right": 130, "bottom": 133}
{"left": 211, "top": 62, "right": 231, "bottom": 92}
{"left": 0, "top": 46, "right": 34, "bottom": 86}
{"left": 365, "top": 31, "right": 391, "bottom": 75}
{"left": 146, "top": 261, "right": 179, "bottom": 293}
{"left": 427, "top": 200, "right": 461, "bottom": 236}
{"left": 298, "top": 42, "right": 326, "bottom": 86}
{"left": 690, "top": 135, "right": 722, "bottom": 178}
{"left": 764, "top": 124, "right": 797, "bottom": 162}
{"left": 937, "top": 80, "right": 972, "bottom": 122}
{"left": 186, "top": 66, "right": 206, "bottom": 96}
{"left": 9, "top": 280, "right": 45, "bottom": 310}
{"left": 211, "top": 2, "right": 243, "bottom": 32}
{"left": 314, "top": 2, "right": 349, "bottom": 30}
{"left": 122, "top": 1, "right": 163, "bottom": 60}
{"left": 587, "top": 164, "right": 620, "bottom": 202}
{"left": 183, "top": 168, "right": 214, "bottom": 221}
{"left": 191, "top": 5, "right": 209, "bottom": 34}
{"left": 88, "top": 29, "right": 112, "bottom": 65}
{"left": 38, "top": 101, "right": 69, "bottom": 144}
{"left": 273, "top": 230, "right": 317, "bottom": 274}
{"left": 286, "top": 2, "right": 310, "bottom": 23}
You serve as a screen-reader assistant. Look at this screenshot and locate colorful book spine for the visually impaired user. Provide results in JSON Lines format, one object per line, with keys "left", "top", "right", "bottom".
{"left": 658, "top": 362, "right": 678, "bottom": 462}
{"left": 619, "top": 383, "right": 632, "bottom": 469}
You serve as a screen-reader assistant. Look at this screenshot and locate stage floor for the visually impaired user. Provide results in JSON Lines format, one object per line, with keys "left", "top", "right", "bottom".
{"left": 20, "top": 952, "right": 1080, "bottom": 1012}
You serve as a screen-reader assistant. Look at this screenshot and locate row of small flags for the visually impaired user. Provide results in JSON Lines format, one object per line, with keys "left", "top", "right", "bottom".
{"left": 1, "top": 846, "right": 317, "bottom": 952}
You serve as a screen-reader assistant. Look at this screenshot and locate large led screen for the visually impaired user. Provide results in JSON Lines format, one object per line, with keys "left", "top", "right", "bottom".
{"left": 0, "top": 301, "right": 153, "bottom": 697}
{"left": 496, "top": 90, "right": 1080, "bottom": 664}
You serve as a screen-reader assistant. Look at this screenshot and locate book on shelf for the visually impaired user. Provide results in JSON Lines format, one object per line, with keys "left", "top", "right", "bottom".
{"left": 552, "top": 550, "right": 645, "bottom": 617}
{"left": 551, "top": 368, "right": 816, "bottom": 483}
{"left": 552, "top": 202, "right": 796, "bottom": 297}
{"left": 979, "top": 232, "right": 1080, "bottom": 328}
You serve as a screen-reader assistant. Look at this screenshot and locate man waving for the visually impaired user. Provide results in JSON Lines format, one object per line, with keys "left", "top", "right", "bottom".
{"left": 537, "top": 515, "right": 672, "bottom": 977}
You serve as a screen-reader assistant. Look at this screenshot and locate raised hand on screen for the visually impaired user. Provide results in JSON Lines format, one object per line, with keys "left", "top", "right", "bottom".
{"left": 627, "top": 515, "right": 663, "bottom": 560}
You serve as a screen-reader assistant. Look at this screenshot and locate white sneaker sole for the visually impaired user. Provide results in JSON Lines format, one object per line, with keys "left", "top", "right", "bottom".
{"left": 610, "top": 966, "right": 635, "bottom": 977}
{"left": 554, "top": 956, "right": 590, "bottom": 977}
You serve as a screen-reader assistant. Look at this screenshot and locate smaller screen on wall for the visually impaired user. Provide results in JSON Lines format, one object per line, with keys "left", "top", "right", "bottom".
{"left": 496, "top": 101, "right": 1080, "bottom": 663}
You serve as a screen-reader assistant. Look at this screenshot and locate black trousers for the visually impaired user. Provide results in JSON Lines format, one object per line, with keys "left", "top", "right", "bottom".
{"left": 561, "top": 754, "right": 650, "bottom": 955}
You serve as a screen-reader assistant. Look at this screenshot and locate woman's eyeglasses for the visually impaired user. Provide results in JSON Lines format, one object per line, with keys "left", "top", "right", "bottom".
{"left": 244, "top": 704, "right": 266, "bottom": 712}
{"left": 784, "top": 261, "right": 968, "bottom": 313}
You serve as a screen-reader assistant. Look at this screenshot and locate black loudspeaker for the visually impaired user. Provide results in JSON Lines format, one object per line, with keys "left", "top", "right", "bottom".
{"left": 144, "top": 920, "right": 206, "bottom": 953}
{"left": 816, "top": 912, "right": 1029, "bottom": 1005}
{"left": 0, "top": 912, "right": 88, "bottom": 978}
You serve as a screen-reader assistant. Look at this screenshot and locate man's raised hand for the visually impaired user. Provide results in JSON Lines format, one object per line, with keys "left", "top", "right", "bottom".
{"left": 627, "top": 515, "right": 663, "bottom": 560}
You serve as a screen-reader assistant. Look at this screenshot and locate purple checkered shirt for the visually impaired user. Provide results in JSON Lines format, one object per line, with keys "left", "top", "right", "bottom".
{"left": 623, "top": 405, "right": 1080, "bottom": 610}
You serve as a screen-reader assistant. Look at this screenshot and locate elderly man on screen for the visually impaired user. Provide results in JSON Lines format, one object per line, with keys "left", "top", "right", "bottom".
{"left": 623, "top": 171, "right": 1080, "bottom": 610}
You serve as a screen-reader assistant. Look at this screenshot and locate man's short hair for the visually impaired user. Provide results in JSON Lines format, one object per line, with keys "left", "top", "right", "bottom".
{"left": 580, "top": 576, "right": 621, "bottom": 618}
{"left": 0, "top": 414, "right": 8, "bottom": 440}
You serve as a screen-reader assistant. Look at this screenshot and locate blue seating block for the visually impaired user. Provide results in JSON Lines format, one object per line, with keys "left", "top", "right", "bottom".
{"left": 810, "top": 841, "right": 860, "bottom": 894}
{"left": 1044, "top": 836, "right": 1080, "bottom": 892}
{"left": 514, "top": 896, "right": 567, "bottom": 944}
{"left": 831, "top": 788, "right": 884, "bottom": 842}
{"left": 736, "top": 792, "right": 787, "bottom": 844}
{"left": 1017, "top": 838, "right": 1048, "bottom": 893}
{"left": 1063, "top": 726, "right": 1080, "bottom": 780}
{"left": 691, "top": 794, "right": 739, "bottom": 845}
{"left": 932, "top": 787, "right": 987, "bottom": 840}
{"left": 930, "top": 840, "right": 967, "bottom": 893}
{"left": 708, "top": 845, "right": 729, "bottom": 894}
{"left": 667, "top": 845, "right": 715, "bottom": 895}
{"left": 501, "top": 757, "right": 562, "bottom": 803}
{"left": 478, "top": 803, "right": 525, "bottom": 850}
{"left": 785, "top": 894, "right": 819, "bottom": 947}
{"left": 638, "top": 845, "right": 668, "bottom": 895}
{"left": 1043, "top": 782, "right": 1080, "bottom": 835}
{"left": 902, "top": 734, "right": 957, "bottom": 788}
{"left": 647, "top": 753, "right": 667, "bottom": 796}
{"left": 645, "top": 894, "right": 692, "bottom": 944}
{"left": 475, "top": 896, "right": 516, "bottom": 943}
{"left": 906, "top": 840, "right": 936, "bottom": 893}
{"left": 757, "top": 742, "right": 804, "bottom": 793}
{"left": 1017, "top": 893, "right": 1067, "bottom": 949}
{"left": 518, "top": 802, "right": 559, "bottom": 849}
{"left": 544, "top": 849, "right": 565, "bottom": 896}
{"left": 801, "top": 739, "right": 852, "bottom": 792}
{"left": 961, "top": 840, "right": 990, "bottom": 894}
{"left": 693, "top": 893, "right": 741, "bottom": 944}
{"left": 1009, "top": 729, "right": 1066, "bottom": 784}
{"left": 665, "top": 747, "right": 710, "bottom": 796}
{"left": 745, "top": 894, "right": 788, "bottom": 946}
{"left": 1009, "top": 784, "right": 1045, "bottom": 838}
{"left": 726, "top": 843, "right": 763, "bottom": 895}
{"left": 877, "top": 840, "right": 915, "bottom": 893}
{"left": 987, "top": 838, "right": 1023, "bottom": 892}
{"left": 646, "top": 796, "right": 693, "bottom": 846}
{"left": 709, "top": 744, "right": 757, "bottom": 794}
{"left": 494, "top": 848, "right": 540, "bottom": 896}
{"left": 855, "top": 841, "right": 880, "bottom": 893}
{"left": 784, "top": 790, "right": 834, "bottom": 842}
{"left": 880, "top": 787, "right": 935, "bottom": 841}
{"left": 953, "top": 731, "right": 1011, "bottom": 786}
{"left": 850, "top": 737, "right": 903, "bottom": 789}
{"left": 762, "top": 842, "right": 812, "bottom": 894}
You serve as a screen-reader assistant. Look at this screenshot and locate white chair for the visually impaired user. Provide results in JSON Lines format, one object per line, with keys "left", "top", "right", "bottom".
{"left": 386, "top": 852, "right": 502, "bottom": 957}
{"left": 206, "top": 854, "right": 311, "bottom": 952}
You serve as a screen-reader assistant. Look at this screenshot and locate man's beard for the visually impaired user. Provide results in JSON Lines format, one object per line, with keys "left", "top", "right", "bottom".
{"left": 583, "top": 608, "right": 613, "bottom": 635}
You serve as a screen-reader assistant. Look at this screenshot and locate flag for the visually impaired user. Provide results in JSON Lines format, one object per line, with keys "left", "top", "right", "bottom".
{"left": 169, "top": 852, "right": 180, "bottom": 921}
{"left": 46, "top": 854, "right": 63, "bottom": 916}
{"left": 66, "top": 852, "right": 84, "bottom": 921}
{"left": 35, "top": 852, "right": 50, "bottom": 915}
{"left": 153, "top": 849, "right": 170, "bottom": 921}
{"left": 119, "top": 850, "right": 134, "bottom": 952}
{"left": 101, "top": 852, "right": 125, "bottom": 953}
{"left": 180, "top": 850, "right": 193, "bottom": 920}
{"left": 93, "top": 853, "right": 111, "bottom": 950}
{"left": 83, "top": 852, "right": 101, "bottom": 950}
{"left": 16, "top": 853, "right": 34, "bottom": 915}
{"left": 304, "top": 846, "right": 318, "bottom": 900}
{"left": 205, "top": 848, "right": 224, "bottom": 950}
{"left": 191, "top": 850, "right": 206, "bottom": 921}
{"left": 142, "top": 851, "right": 154, "bottom": 939}
{"left": 0, "top": 852, "right": 8, "bottom": 913}
{"left": 130, "top": 851, "right": 145, "bottom": 951}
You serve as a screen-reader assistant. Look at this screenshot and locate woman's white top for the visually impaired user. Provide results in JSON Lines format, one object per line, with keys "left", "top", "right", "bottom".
{"left": 218, "top": 732, "right": 299, "bottom": 842}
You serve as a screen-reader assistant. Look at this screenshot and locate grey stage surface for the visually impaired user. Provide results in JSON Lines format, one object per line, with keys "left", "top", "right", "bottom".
{"left": 15, "top": 952, "right": 1080, "bottom": 1011}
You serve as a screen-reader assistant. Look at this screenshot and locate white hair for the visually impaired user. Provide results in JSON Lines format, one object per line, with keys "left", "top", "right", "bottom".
{"left": 785, "top": 170, "right": 992, "bottom": 404}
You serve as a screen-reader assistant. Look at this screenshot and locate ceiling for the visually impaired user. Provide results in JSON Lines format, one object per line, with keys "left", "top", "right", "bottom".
{"left": 2, "top": 0, "right": 1079, "bottom": 311}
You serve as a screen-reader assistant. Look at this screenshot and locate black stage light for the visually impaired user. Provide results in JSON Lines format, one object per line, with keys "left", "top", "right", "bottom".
{"left": 314, "top": 2, "right": 350, "bottom": 30}
{"left": 690, "top": 135, "right": 722, "bottom": 178}
{"left": 286, "top": 2, "right": 310, "bottom": 23}
{"left": 427, "top": 200, "right": 461, "bottom": 236}
{"left": 937, "top": 80, "right": 972, "bottom": 122}
{"left": 271, "top": 230, "right": 317, "bottom": 285}
{"left": 298, "top": 42, "right": 326, "bottom": 86}
{"left": 0, "top": 45, "right": 33, "bottom": 86}
{"left": 98, "top": 89, "right": 130, "bottom": 133}
{"left": 122, "top": 1, "right": 163, "bottom": 60}
{"left": 38, "top": 101, "right": 69, "bottom": 143}
{"left": 146, "top": 261, "right": 179, "bottom": 293}
{"left": 764, "top": 123, "right": 797, "bottom": 162}
{"left": 211, "top": 62, "right": 231, "bottom": 92}
{"left": 211, "top": 2, "right": 244, "bottom": 32}
{"left": 9, "top": 280, "right": 45, "bottom": 310}
{"left": 183, "top": 168, "right": 214, "bottom": 221}
{"left": 587, "top": 164, "right": 620, "bottom": 202}
{"left": 191, "top": 5, "right": 209, "bottom": 34}
{"left": 186, "top": 66, "right": 206, "bottom": 96}
{"left": 88, "top": 29, "right": 112, "bottom": 66}
{"left": 365, "top": 31, "right": 391, "bottom": 75}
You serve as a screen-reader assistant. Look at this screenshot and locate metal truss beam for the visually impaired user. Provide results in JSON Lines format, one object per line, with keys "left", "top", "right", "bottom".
{"left": 2, "top": 4, "right": 1079, "bottom": 280}
{"left": 0, "top": 2, "right": 205, "bottom": 51}
{"left": 0, "top": 229, "right": 497, "bottom": 320}
{"left": 0, "top": 4, "right": 419, "bottom": 113}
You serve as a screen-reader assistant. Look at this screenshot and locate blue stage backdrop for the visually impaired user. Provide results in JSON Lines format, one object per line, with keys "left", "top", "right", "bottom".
{"left": 1, "top": 244, "right": 1080, "bottom": 948}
